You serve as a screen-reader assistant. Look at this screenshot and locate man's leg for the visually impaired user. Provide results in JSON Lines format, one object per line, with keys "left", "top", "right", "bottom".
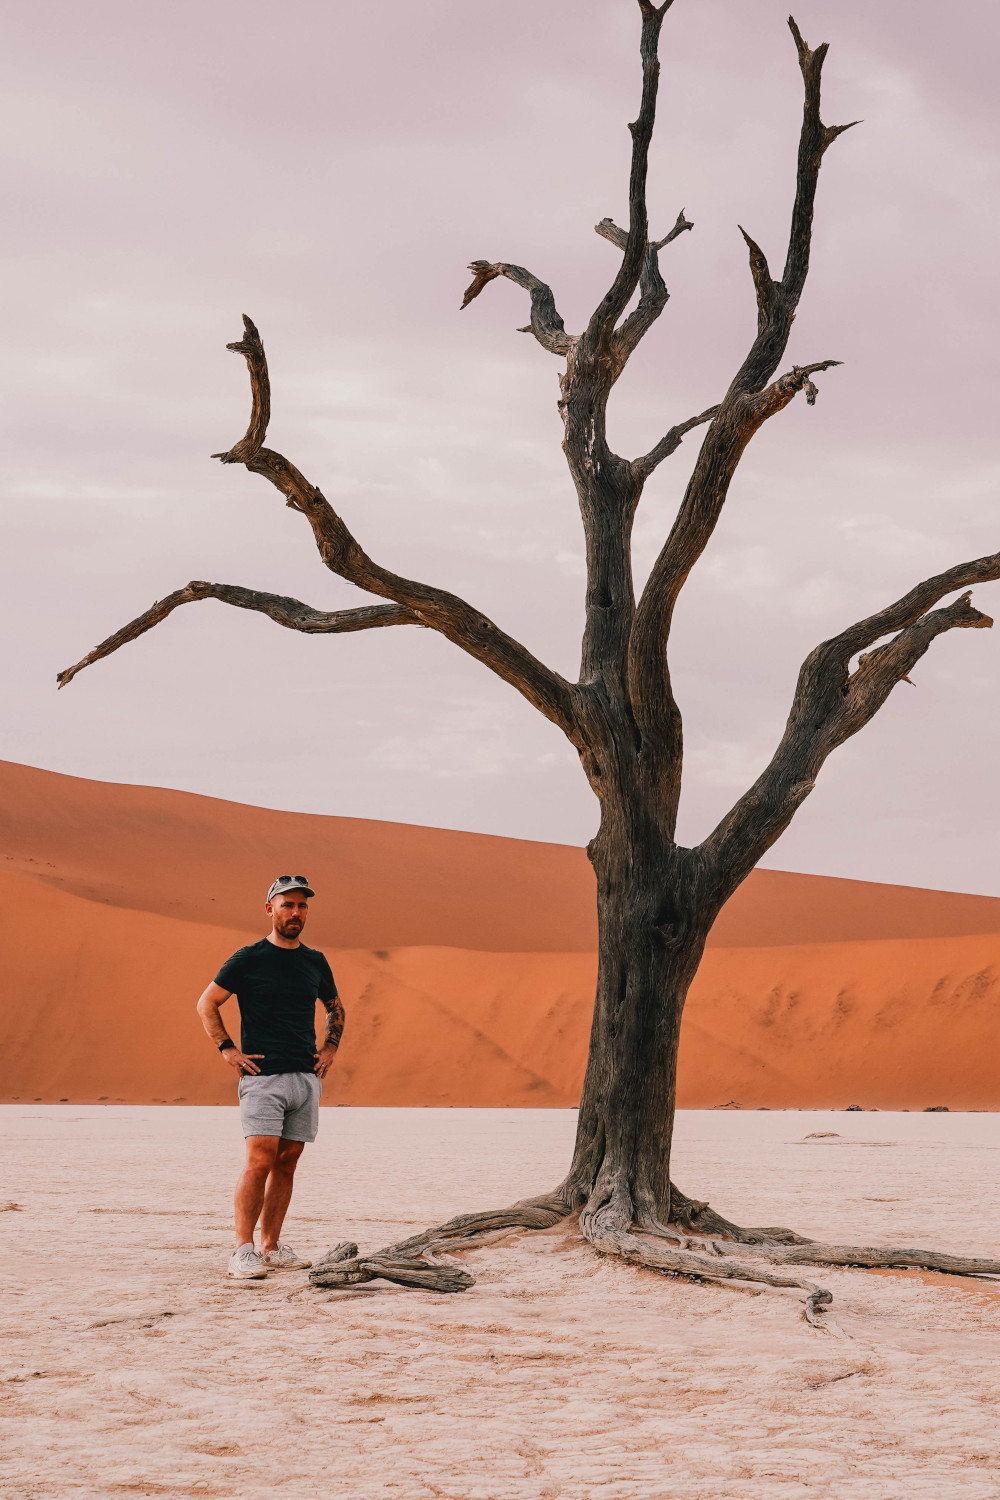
{"left": 234, "top": 1135, "right": 280, "bottom": 1247}
{"left": 259, "top": 1139, "right": 305, "bottom": 1253}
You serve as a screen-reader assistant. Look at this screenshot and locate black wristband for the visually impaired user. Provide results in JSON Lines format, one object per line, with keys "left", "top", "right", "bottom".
{"left": 218, "top": 1038, "right": 236, "bottom": 1053}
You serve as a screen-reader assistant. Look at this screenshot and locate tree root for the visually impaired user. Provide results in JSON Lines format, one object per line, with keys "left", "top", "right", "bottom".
{"left": 582, "top": 1211, "right": 835, "bottom": 1327}
{"left": 307, "top": 1182, "right": 1000, "bottom": 1329}
{"left": 669, "top": 1182, "right": 814, "bottom": 1245}
{"left": 618, "top": 1185, "right": 1000, "bottom": 1327}
{"left": 669, "top": 1182, "right": 1000, "bottom": 1281}
{"left": 744, "top": 1240, "right": 1000, "bottom": 1278}
{"left": 308, "top": 1193, "right": 571, "bottom": 1293}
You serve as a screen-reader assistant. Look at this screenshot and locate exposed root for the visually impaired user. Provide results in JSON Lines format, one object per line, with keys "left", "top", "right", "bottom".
{"left": 634, "top": 1217, "right": 727, "bottom": 1256}
{"left": 669, "top": 1182, "right": 814, "bottom": 1245}
{"left": 670, "top": 1182, "right": 1000, "bottom": 1280}
{"left": 308, "top": 1193, "right": 571, "bottom": 1294}
{"left": 585, "top": 1185, "right": 1000, "bottom": 1328}
{"left": 756, "top": 1241, "right": 1000, "bottom": 1278}
{"left": 307, "top": 1179, "right": 1000, "bottom": 1330}
{"left": 582, "top": 1208, "right": 836, "bottom": 1329}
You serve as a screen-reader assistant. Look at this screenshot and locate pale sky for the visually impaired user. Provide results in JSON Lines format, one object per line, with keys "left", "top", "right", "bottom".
{"left": 2, "top": 0, "right": 999, "bottom": 893}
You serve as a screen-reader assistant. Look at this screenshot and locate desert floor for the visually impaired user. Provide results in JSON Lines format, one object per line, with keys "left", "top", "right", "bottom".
{"left": 3, "top": 1107, "right": 1000, "bottom": 1500}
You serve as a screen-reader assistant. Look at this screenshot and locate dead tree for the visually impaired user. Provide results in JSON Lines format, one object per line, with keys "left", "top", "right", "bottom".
{"left": 60, "top": 2, "right": 1000, "bottom": 1322}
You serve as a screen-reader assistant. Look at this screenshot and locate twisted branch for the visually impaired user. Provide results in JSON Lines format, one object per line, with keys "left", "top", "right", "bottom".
{"left": 309, "top": 1194, "right": 571, "bottom": 1294}
{"left": 582, "top": 1213, "right": 835, "bottom": 1327}
{"left": 57, "top": 583, "right": 418, "bottom": 689}
{"left": 757, "top": 358, "right": 842, "bottom": 415}
{"left": 212, "top": 317, "right": 270, "bottom": 464}
{"left": 632, "top": 403, "right": 720, "bottom": 480}
{"left": 703, "top": 561, "right": 999, "bottom": 883}
{"left": 585, "top": 1207, "right": 1000, "bottom": 1329}
{"left": 595, "top": 207, "right": 693, "bottom": 368}
{"left": 61, "top": 315, "right": 584, "bottom": 744}
{"left": 460, "top": 261, "right": 576, "bottom": 357}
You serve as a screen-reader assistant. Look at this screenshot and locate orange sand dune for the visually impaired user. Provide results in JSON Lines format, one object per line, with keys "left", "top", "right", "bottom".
{"left": 0, "top": 867, "right": 590, "bottom": 1107}
{"left": 2, "top": 759, "right": 1000, "bottom": 1109}
{"left": 2, "top": 865, "right": 999, "bottom": 1110}
{"left": 682, "top": 933, "right": 1000, "bottom": 1110}
{"left": 0, "top": 758, "right": 595, "bottom": 952}
{"left": 5, "top": 758, "right": 1000, "bottom": 950}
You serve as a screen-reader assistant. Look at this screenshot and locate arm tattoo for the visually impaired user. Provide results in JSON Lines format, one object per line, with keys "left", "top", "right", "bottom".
{"left": 321, "top": 995, "right": 345, "bottom": 1051}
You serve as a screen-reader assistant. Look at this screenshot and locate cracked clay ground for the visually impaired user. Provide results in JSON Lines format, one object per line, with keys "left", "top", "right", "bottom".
{"left": 3, "top": 1106, "right": 1000, "bottom": 1499}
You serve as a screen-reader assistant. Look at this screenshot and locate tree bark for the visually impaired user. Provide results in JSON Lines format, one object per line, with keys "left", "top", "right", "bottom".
{"left": 564, "top": 802, "right": 707, "bottom": 1232}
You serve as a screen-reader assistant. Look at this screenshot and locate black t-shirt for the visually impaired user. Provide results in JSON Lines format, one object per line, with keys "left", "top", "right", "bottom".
{"left": 214, "top": 938, "right": 338, "bottom": 1076}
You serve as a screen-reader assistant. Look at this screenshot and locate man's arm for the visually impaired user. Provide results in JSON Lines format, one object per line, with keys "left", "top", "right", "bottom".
{"left": 196, "top": 982, "right": 264, "bottom": 1075}
{"left": 315, "top": 994, "right": 345, "bottom": 1079}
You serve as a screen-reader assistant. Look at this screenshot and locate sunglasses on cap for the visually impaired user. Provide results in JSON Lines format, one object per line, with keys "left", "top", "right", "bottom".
{"left": 266, "top": 874, "right": 316, "bottom": 901}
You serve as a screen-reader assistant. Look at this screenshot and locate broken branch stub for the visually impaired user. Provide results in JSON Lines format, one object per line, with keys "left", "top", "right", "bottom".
{"left": 212, "top": 314, "right": 271, "bottom": 465}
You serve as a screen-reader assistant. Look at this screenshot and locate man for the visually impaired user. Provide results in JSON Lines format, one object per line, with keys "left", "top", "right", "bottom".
{"left": 196, "top": 875, "right": 345, "bottom": 1281}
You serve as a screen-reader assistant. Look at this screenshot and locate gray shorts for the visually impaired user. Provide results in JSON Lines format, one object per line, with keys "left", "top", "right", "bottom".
{"left": 238, "top": 1071, "right": 321, "bottom": 1143}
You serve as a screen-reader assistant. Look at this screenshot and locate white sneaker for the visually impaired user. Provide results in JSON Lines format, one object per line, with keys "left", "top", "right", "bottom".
{"left": 227, "top": 1242, "right": 267, "bottom": 1280}
{"left": 261, "top": 1242, "right": 312, "bottom": 1271}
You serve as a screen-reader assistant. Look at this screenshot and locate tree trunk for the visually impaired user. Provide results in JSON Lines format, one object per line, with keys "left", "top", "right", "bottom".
{"left": 562, "top": 788, "right": 714, "bottom": 1231}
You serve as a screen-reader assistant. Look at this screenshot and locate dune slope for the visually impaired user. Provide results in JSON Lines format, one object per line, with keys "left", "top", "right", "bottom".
{"left": 3, "top": 863, "right": 999, "bottom": 1109}
{"left": 3, "top": 759, "right": 999, "bottom": 1108}
{"left": 5, "top": 758, "right": 1000, "bottom": 949}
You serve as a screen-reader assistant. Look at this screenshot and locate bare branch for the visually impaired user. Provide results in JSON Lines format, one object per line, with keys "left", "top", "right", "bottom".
{"left": 651, "top": 210, "right": 694, "bottom": 254}
{"left": 833, "top": 553, "right": 1000, "bottom": 653}
{"left": 632, "top": 403, "right": 720, "bottom": 480}
{"left": 593, "top": 217, "right": 630, "bottom": 254}
{"left": 212, "top": 323, "right": 584, "bottom": 743}
{"left": 702, "top": 560, "right": 1000, "bottom": 884}
{"left": 784, "top": 17, "right": 861, "bottom": 302}
{"left": 595, "top": 209, "right": 694, "bottom": 368}
{"left": 738, "top": 227, "right": 777, "bottom": 333}
{"left": 211, "top": 315, "right": 270, "bottom": 464}
{"left": 843, "top": 592, "right": 990, "bottom": 721}
{"left": 594, "top": 209, "right": 692, "bottom": 256}
{"left": 56, "top": 583, "right": 419, "bottom": 688}
{"left": 725, "top": 19, "right": 856, "bottom": 398}
{"left": 582, "top": 2, "right": 673, "bottom": 357}
{"left": 459, "top": 262, "right": 501, "bottom": 308}
{"left": 755, "top": 358, "right": 842, "bottom": 417}
{"left": 460, "top": 260, "right": 576, "bottom": 357}
{"left": 60, "top": 316, "right": 584, "bottom": 743}
{"left": 627, "top": 20, "right": 853, "bottom": 808}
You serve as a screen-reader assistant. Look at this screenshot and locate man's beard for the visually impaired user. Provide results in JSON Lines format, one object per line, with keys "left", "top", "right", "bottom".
{"left": 276, "top": 917, "right": 303, "bottom": 937}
